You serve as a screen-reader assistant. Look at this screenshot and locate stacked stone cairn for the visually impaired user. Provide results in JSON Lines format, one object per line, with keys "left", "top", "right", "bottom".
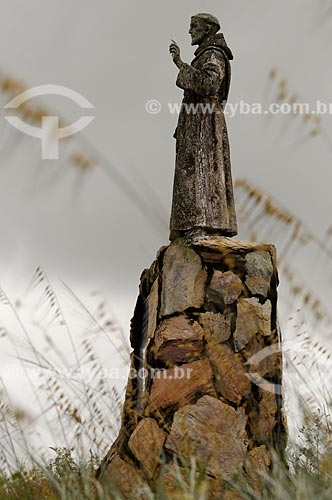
{"left": 99, "top": 236, "right": 287, "bottom": 499}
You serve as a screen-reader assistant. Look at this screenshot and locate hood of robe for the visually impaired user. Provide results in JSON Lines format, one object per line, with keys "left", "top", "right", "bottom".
{"left": 194, "top": 33, "right": 234, "bottom": 61}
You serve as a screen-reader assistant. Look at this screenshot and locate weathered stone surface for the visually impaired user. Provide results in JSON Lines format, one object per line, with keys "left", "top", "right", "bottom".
{"left": 121, "top": 353, "right": 139, "bottom": 430}
{"left": 248, "top": 445, "right": 271, "bottom": 470}
{"left": 223, "top": 492, "right": 244, "bottom": 500}
{"left": 234, "top": 298, "right": 272, "bottom": 352}
{"left": 169, "top": 16, "right": 237, "bottom": 241}
{"left": 249, "top": 391, "right": 277, "bottom": 443}
{"left": 243, "top": 336, "right": 282, "bottom": 378}
{"left": 162, "top": 465, "right": 224, "bottom": 500}
{"left": 150, "top": 358, "right": 214, "bottom": 410}
{"left": 160, "top": 244, "right": 207, "bottom": 317}
{"left": 154, "top": 315, "right": 204, "bottom": 364}
{"left": 208, "top": 482, "right": 229, "bottom": 500}
{"left": 166, "top": 395, "right": 248, "bottom": 478}
{"left": 246, "top": 445, "right": 271, "bottom": 491}
{"left": 101, "top": 238, "right": 286, "bottom": 493}
{"left": 199, "top": 311, "right": 232, "bottom": 343}
{"left": 223, "top": 492, "right": 245, "bottom": 500}
{"left": 207, "top": 270, "right": 242, "bottom": 306}
{"left": 163, "top": 471, "right": 184, "bottom": 500}
{"left": 192, "top": 237, "right": 273, "bottom": 258}
{"left": 106, "top": 455, "right": 145, "bottom": 500}
{"left": 245, "top": 251, "right": 273, "bottom": 296}
{"left": 207, "top": 343, "right": 251, "bottom": 404}
{"left": 148, "top": 279, "right": 159, "bottom": 339}
{"left": 128, "top": 418, "right": 166, "bottom": 479}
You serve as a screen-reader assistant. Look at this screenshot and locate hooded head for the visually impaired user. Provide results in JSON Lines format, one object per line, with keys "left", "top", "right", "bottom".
{"left": 189, "top": 13, "right": 221, "bottom": 46}
{"left": 190, "top": 13, "right": 233, "bottom": 61}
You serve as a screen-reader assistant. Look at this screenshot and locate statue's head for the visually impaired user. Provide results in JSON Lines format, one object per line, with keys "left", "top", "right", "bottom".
{"left": 189, "top": 13, "right": 221, "bottom": 46}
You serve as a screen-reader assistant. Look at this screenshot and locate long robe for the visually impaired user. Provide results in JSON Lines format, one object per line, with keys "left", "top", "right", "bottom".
{"left": 169, "top": 34, "right": 237, "bottom": 241}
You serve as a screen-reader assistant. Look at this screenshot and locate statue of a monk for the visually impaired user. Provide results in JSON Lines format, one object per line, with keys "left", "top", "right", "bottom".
{"left": 169, "top": 13, "right": 237, "bottom": 241}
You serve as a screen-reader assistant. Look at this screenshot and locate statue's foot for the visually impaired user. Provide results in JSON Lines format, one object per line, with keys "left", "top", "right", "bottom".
{"left": 187, "top": 228, "right": 209, "bottom": 239}
{"left": 169, "top": 227, "right": 237, "bottom": 242}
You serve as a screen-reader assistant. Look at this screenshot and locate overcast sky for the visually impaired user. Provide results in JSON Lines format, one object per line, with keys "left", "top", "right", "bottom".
{"left": 0, "top": 0, "right": 332, "bottom": 443}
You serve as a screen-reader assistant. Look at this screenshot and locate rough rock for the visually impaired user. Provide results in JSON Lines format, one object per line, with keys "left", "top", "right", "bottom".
{"left": 246, "top": 446, "right": 271, "bottom": 491}
{"left": 248, "top": 445, "right": 271, "bottom": 469}
{"left": 234, "top": 298, "right": 272, "bottom": 352}
{"left": 163, "top": 470, "right": 184, "bottom": 500}
{"left": 128, "top": 418, "right": 166, "bottom": 478}
{"left": 101, "top": 238, "right": 286, "bottom": 496}
{"left": 245, "top": 251, "right": 273, "bottom": 296}
{"left": 223, "top": 492, "right": 245, "bottom": 500}
{"left": 207, "top": 343, "right": 251, "bottom": 404}
{"left": 165, "top": 395, "right": 248, "bottom": 478}
{"left": 243, "top": 336, "right": 282, "bottom": 378}
{"left": 192, "top": 237, "right": 273, "bottom": 256}
{"left": 206, "top": 270, "right": 242, "bottom": 307}
{"left": 162, "top": 465, "right": 224, "bottom": 500}
{"left": 199, "top": 311, "right": 232, "bottom": 343}
{"left": 149, "top": 358, "right": 214, "bottom": 409}
{"left": 106, "top": 455, "right": 145, "bottom": 500}
{"left": 249, "top": 391, "right": 277, "bottom": 443}
{"left": 147, "top": 279, "right": 159, "bottom": 339}
{"left": 223, "top": 491, "right": 245, "bottom": 500}
{"left": 153, "top": 315, "right": 204, "bottom": 364}
{"left": 160, "top": 244, "right": 207, "bottom": 317}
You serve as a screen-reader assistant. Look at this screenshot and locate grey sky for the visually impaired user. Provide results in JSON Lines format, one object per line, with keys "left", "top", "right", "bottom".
{"left": 0, "top": 1, "right": 330, "bottom": 299}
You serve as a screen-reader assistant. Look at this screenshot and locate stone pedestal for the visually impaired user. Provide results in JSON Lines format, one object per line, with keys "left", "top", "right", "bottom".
{"left": 99, "top": 237, "right": 287, "bottom": 499}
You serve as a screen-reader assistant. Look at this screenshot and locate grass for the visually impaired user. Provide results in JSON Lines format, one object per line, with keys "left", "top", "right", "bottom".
{"left": 0, "top": 2, "right": 332, "bottom": 495}
{"left": 0, "top": 196, "right": 331, "bottom": 498}
{"left": 0, "top": 235, "right": 331, "bottom": 499}
{"left": 0, "top": 276, "right": 331, "bottom": 499}
{"left": 0, "top": 418, "right": 332, "bottom": 500}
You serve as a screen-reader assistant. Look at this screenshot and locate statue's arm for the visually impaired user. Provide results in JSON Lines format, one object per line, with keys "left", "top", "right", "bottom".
{"left": 176, "top": 50, "right": 225, "bottom": 96}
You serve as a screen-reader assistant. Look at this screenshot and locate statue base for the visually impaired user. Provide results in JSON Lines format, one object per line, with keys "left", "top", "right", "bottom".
{"left": 99, "top": 237, "right": 288, "bottom": 499}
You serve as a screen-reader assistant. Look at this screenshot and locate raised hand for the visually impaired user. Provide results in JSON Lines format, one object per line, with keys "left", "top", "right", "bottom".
{"left": 169, "top": 39, "right": 183, "bottom": 67}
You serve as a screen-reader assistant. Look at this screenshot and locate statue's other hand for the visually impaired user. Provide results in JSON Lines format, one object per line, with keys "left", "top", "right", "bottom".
{"left": 169, "top": 40, "right": 182, "bottom": 65}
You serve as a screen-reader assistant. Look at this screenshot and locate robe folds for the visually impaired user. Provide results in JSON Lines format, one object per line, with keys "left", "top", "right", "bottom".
{"left": 170, "top": 35, "right": 238, "bottom": 241}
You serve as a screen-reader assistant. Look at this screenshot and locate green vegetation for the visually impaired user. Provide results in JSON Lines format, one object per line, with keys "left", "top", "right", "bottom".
{"left": 0, "top": 410, "right": 331, "bottom": 499}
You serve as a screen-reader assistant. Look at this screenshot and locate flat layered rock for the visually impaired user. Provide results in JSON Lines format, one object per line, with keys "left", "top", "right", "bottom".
{"left": 163, "top": 470, "right": 183, "bottom": 500}
{"left": 248, "top": 445, "right": 271, "bottom": 470}
{"left": 246, "top": 445, "right": 271, "bottom": 491}
{"left": 162, "top": 464, "right": 225, "bottom": 500}
{"left": 223, "top": 491, "right": 246, "bottom": 500}
{"left": 165, "top": 395, "right": 248, "bottom": 478}
{"left": 192, "top": 237, "right": 274, "bottom": 256}
{"left": 160, "top": 243, "right": 207, "bottom": 317}
{"left": 154, "top": 315, "right": 204, "bottom": 364}
{"left": 207, "top": 270, "right": 243, "bottom": 307}
{"left": 128, "top": 418, "right": 166, "bottom": 479}
{"left": 106, "top": 455, "right": 145, "bottom": 500}
{"left": 243, "top": 336, "right": 282, "bottom": 378}
{"left": 234, "top": 298, "right": 272, "bottom": 352}
{"left": 149, "top": 358, "right": 214, "bottom": 409}
{"left": 245, "top": 251, "right": 273, "bottom": 297}
{"left": 249, "top": 391, "right": 277, "bottom": 443}
{"left": 147, "top": 279, "right": 159, "bottom": 339}
{"left": 207, "top": 343, "right": 251, "bottom": 404}
{"left": 101, "top": 237, "right": 286, "bottom": 495}
{"left": 198, "top": 311, "right": 232, "bottom": 343}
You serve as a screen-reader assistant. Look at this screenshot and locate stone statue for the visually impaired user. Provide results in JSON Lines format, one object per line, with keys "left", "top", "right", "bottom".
{"left": 169, "top": 13, "right": 238, "bottom": 241}
{"left": 99, "top": 19, "right": 287, "bottom": 491}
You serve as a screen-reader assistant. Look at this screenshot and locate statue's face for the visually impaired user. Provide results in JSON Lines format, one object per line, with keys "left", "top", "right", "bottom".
{"left": 189, "top": 18, "right": 210, "bottom": 46}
